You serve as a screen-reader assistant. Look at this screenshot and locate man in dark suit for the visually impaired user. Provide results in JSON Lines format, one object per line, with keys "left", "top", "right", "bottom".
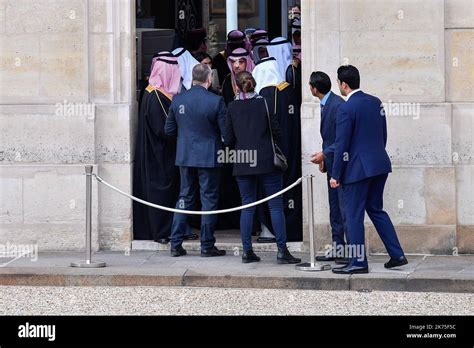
{"left": 165, "top": 64, "right": 227, "bottom": 257}
{"left": 309, "top": 71, "right": 349, "bottom": 264}
{"left": 330, "top": 65, "right": 408, "bottom": 274}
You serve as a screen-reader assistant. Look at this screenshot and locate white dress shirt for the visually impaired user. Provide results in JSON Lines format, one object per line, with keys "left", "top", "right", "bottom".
{"left": 346, "top": 88, "right": 361, "bottom": 100}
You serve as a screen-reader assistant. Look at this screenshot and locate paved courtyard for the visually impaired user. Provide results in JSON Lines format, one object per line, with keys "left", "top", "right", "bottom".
{"left": 1, "top": 285, "right": 473, "bottom": 316}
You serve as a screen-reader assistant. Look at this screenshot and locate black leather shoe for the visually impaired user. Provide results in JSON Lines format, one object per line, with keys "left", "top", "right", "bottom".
{"left": 184, "top": 233, "right": 199, "bottom": 240}
{"left": 156, "top": 238, "right": 170, "bottom": 245}
{"left": 384, "top": 256, "right": 408, "bottom": 269}
{"left": 332, "top": 264, "right": 369, "bottom": 274}
{"left": 201, "top": 247, "right": 226, "bottom": 257}
{"left": 277, "top": 247, "right": 301, "bottom": 264}
{"left": 332, "top": 264, "right": 349, "bottom": 271}
{"left": 170, "top": 246, "right": 187, "bottom": 257}
{"left": 315, "top": 255, "right": 336, "bottom": 262}
{"left": 257, "top": 237, "right": 276, "bottom": 243}
{"left": 335, "top": 257, "right": 351, "bottom": 265}
{"left": 242, "top": 250, "right": 261, "bottom": 263}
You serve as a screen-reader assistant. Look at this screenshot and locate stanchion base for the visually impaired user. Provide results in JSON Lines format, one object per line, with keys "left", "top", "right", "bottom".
{"left": 295, "top": 262, "right": 331, "bottom": 271}
{"left": 71, "top": 260, "right": 106, "bottom": 268}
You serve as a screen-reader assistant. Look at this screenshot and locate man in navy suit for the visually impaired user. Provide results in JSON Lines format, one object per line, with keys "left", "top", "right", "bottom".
{"left": 165, "top": 63, "right": 227, "bottom": 257}
{"left": 330, "top": 65, "right": 407, "bottom": 274}
{"left": 309, "top": 71, "right": 349, "bottom": 264}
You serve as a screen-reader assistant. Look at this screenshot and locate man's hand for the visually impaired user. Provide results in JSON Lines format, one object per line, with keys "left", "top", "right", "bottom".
{"left": 310, "top": 151, "right": 325, "bottom": 164}
{"left": 330, "top": 178, "right": 340, "bottom": 188}
{"left": 319, "top": 161, "right": 326, "bottom": 173}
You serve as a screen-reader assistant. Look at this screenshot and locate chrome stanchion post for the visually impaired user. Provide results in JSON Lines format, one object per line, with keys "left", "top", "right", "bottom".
{"left": 295, "top": 175, "right": 331, "bottom": 271}
{"left": 71, "top": 165, "right": 106, "bottom": 268}
{"left": 308, "top": 174, "right": 315, "bottom": 267}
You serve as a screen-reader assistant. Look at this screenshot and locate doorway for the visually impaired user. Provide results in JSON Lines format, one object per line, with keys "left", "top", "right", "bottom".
{"left": 132, "top": 0, "right": 303, "bottom": 247}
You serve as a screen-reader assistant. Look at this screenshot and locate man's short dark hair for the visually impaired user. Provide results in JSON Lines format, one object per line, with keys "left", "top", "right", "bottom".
{"left": 309, "top": 71, "right": 331, "bottom": 94}
{"left": 192, "top": 63, "right": 211, "bottom": 83}
{"left": 337, "top": 65, "right": 360, "bottom": 89}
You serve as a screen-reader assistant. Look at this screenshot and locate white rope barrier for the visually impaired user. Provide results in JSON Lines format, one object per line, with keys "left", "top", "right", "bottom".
{"left": 94, "top": 174, "right": 303, "bottom": 215}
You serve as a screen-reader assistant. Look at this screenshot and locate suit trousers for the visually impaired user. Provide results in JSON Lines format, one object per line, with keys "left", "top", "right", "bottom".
{"left": 171, "top": 166, "right": 220, "bottom": 251}
{"left": 327, "top": 174, "right": 348, "bottom": 247}
{"left": 342, "top": 173, "right": 404, "bottom": 267}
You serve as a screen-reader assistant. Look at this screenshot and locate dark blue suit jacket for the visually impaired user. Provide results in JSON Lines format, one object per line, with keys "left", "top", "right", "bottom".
{"left": 332, "top": 91, "right": 392, "bottom": 184}
{"left": 165, "top": 85, "right": 227, "bottom": 168}
{"left": 320, "top": 92, "right": 345, "bottom": 177}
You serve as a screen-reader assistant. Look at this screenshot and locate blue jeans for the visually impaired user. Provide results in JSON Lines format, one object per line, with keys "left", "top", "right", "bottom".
{"left": 236, "top": 173, "right": 287, "bottom": 252}
{"left": 171, "top": 167, "right": 220, "bottom": 251}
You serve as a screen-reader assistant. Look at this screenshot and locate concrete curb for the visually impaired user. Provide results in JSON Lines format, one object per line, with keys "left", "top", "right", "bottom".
{"left": 1, "top": 271, "right": 473, "bottom": 293}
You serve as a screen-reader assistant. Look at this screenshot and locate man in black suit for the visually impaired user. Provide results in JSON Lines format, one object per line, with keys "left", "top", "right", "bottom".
{"left": 165, "top": 64, "right": 227, "bottom": 258}
{"left": 309, "top": 71, "right": 349, "bottom": 264}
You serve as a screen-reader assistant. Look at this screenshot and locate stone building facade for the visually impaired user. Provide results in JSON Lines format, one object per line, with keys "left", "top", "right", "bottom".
{"left": 1, "top": 0, "right": 473, "bottom": 254}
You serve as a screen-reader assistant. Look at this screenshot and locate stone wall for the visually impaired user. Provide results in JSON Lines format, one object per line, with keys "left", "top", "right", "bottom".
{"left": 301, "top": 0, "right": 474, "bottom": 254}
{"left": 0, "top": 0, "right": 136, "bottom": 251}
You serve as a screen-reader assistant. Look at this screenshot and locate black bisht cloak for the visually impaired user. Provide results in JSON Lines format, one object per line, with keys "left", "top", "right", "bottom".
{"left": 286, "top": 59, "right": 302, "bottom": 108}
{"left": 259, "top": 82, "right": 303, "bottom": 241}
{"left": 133, "top": 86, "right": 180, "bottom": 241}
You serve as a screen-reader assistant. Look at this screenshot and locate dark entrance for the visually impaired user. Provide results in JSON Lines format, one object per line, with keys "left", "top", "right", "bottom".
{"left": 133, "top": 0, "right": 303, "bottom": 243}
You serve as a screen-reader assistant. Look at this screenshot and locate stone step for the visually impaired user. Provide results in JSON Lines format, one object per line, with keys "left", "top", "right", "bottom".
{"left": 132, "top": 240, "right": 306, "bottom": 252}
{"left": 132, "top": 230, "right": 307, "bottom": 252}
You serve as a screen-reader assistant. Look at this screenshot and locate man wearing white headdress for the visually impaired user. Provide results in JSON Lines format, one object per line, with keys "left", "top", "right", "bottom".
{"left": 253, "top": 57, "right": 282, "bottom": 94}
{"left": 243, "top": 56, "right": 283, "bottom": 243}
{"left": 267, "top": 35, "right": 302, "bottom": 113}
{"left": 252, "top": 56, "right": 303, "bottom": 242}
{"left": 172, "top": 47, "right": 200, "bottom": 91}
{"left": 251, "top": 39, "right": 270, "bottom": 64}
{"left": 266, "top": 37, "right": 293, "bottom": 81}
